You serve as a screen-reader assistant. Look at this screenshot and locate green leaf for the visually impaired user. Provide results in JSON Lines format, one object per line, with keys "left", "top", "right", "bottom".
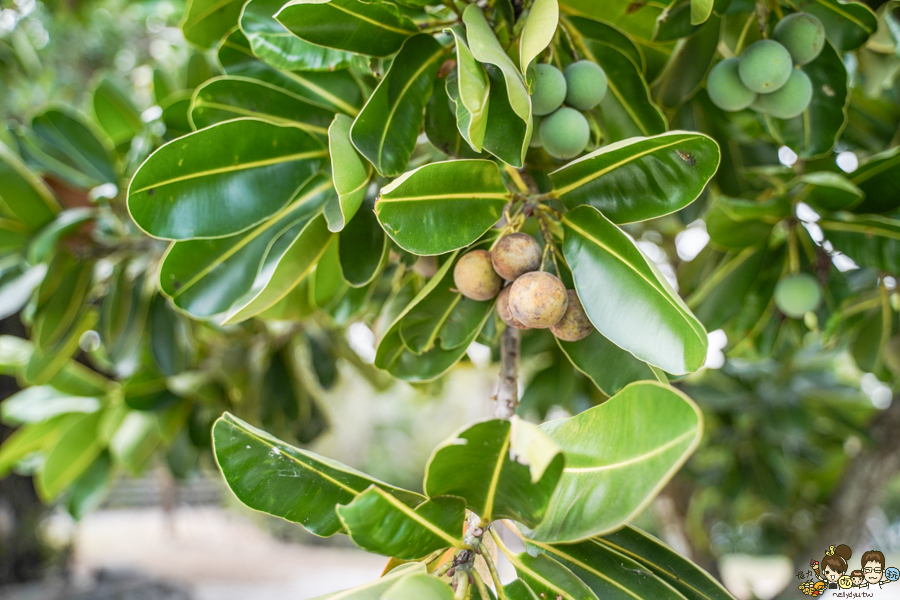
{"left": 128, "top": 118, "right": 328, "bottom": 240}
{"left": 561, "top": 0, "right": 665, "bottom": 40}
{"left": 690, "top": 0, "right": 713, "bottom": 24}
{"left": 445, "top": 26, "right": 490, "bottom": 153}
{"left": 27, "top": 208, "right": 95, "bottom": 264}
{"left": 158, "top": 176, "right": 332, "bottom": 318}
{"left": 109, "top": 409, "right": 163, "bottom": 474}
{"left": 213, "top": 412, "right": 422, "bottom": 536}
{"left": 524, "top": 382, "right": 702, "bottom": 542}
{"left": 564, "top": 16, "right": 644, "bottom": 71}
{"left": 520, "top": 0, "right": 559, "bottom": 72}
{"left": 556, "top": 331, "right": 660, "bottom": 396}
{"left": 66, "top": 451, "right": 114, "bottom": 520}
{"left": 182, "top": 0, "right": 243, "bottom": 48}
{"left": 326, "top": 114, "right": 372, "bottom": 232}
{"left": 764, "top": 43, "right": 848, "bottom": 159}
{"left": 350, "top": 34, "right": 445, "bottom": 177}
{"left": 596, "top": 526, "right": 737, "bottom": 600}
{"left": 562, "top": 206, "right": 707, "bottom": 374}
{"left": 551, "top": 131, "right": 719, "bottom": 223}
{"left": 0, "top": 142, "right": 58, "bottom": 229}
{"left": 704, "top": 196, "right": 787, "bottom": 250}
{"left": 149, "top": 295, "right": 190, "bottom": 377}
{"left": 794, "top": 0, "right": 877, "bottom": 51}
{"left": 529, "top": 537, "right": 690, "bottom": 600}
{"left": 0, "top": 264, "right": 47, "bottom": 320}
{"left": 25, "top": 309, "right": 99, "bottom": 386}
{"left": 820, "top": 214, "right": 900, "bottom": 274}
{"left": 652, "top": 16, "right": 720, "bottom": 110}
{"left": 0, "top": 415, "right": 74, "bottom": 477}
{"left": 33, "top": 257, "right": 93, "bottom": 350}
{"left": 850, "top": 145, "right": 900, "bottom": 214}
{"left": 338, "top": 487, "right": 467, "bottom": 558}
{"left": 506, "top": 551, "right": 598, "bottom": 600}
{"left": 308, "top": 563, "right": 427, "bottom": 600}
{"left": 38, "top": 411, "right": 104, "bottom": 501}
{"left": 223, "top": 211, "right": 335, "bottom": 323}
{"left": 28, "top": 109, "right": 117, "bottom": 188}
{"left": 161, "top": 95, "right": 194, "bottom": 141}
{"left": 504, "top": 580, "right": 540, "bottom": 600}
{"left": 191, "top": 76, "right": 335, "bottom": 137}
{"left": 339, "top": 194, "right": 387, "bottom": 287}
{"left": 92, "top": 77, "right": 143, "bottom": 146}
{"left": 426, "top": 76, "right": 484, "bottom": 158}
{"left": 375, "top": 160, "right": 509, "bottom": 255}
{"left": 795, "top": 171, "right": 864, "bottom": 211}
{"left": 381, "top": 573, "right": 454, "bottom": 600}
{"left": 481, "top": 65, "right": 531, "bottom": 167}
{"left": 688, "top": 246, "right": 767, "bottom": 331}
{"left": 275, "top": 0, "right": 418, "bottom": 57}
{"left": 240, "top": 0, "right": 354, "bottom": 72}
{"left": 1, "top": 386, "right": 102, "bottom": 425}
{"left": 424, "top": 418, "right": 564, "bottom": 527}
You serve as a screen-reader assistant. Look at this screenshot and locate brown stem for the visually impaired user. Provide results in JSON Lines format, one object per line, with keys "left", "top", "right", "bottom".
{"left": 494, "top": 326, "right": 520, "bottom": 419}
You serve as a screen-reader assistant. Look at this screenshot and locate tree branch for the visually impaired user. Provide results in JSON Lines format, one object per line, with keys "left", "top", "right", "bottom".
{"left": 494, "top": 326, "right": 520, "bottom": 419}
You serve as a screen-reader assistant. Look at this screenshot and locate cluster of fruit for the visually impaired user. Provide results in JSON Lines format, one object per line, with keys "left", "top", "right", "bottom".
{"left": 528, "top": 61, "right": 608, "bottom": 160}
{"left": 453, "top": 233, "right": 594, "bottom": 341}
{"left": 799, "top": 580, "right": 826, "bottom": 596}
{"left": 707, "top": 12, "right": 825, "bottom": 119}
{"left": 774, "top": 273, "right": 822, "bottom": 319}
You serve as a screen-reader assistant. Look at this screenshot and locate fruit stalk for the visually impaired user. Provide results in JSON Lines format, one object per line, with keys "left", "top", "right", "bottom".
{"left": 495, "top": 326, "right": 520, "bottom": 419}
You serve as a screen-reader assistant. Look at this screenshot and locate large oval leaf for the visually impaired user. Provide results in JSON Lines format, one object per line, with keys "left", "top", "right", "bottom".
{"left": 424, "top": 418, "right": 564, "bottom": 527}
{"left": 327, "top": 114, "right": 372, "bottom": 231}
{"left": 350, "top": 34, "right": 445, "bottom": 177}
{"left": 551, "top": 132, "right": 719, "bottom": 224}
{"left": 382, "top": 573, "right": 454, "bottom": 600}
{"left": 338, "top": 194, "right": 387, "bottom": 287}
{"left": 519, "top": 0, "right": 559, "bottom": 73}
{"left": 506, "top": 551, "right": 598, "bottom": 600}
{"left": 375, "top": 160, "right": 510, "bottom": 255}
{"left": 652, "top": 16, "right": 719, "bottom": 110}
{"left": 37, "top": 411, "right": 104, "bottom": 501}
{"left": 275, "top": 0, "right": 418, "bottom": 57}
{"left": 445, "top": 26, "right": 490, "bottom": 153}
{"left": 562, "top": 205, "right": 707, "bottom": 374}
{"left": 0, "top": 142, "right": 59, "bottom": 229}
{"left": 27, "top": 109, "right": 117, "bottom": 188}
{"left": 181, "top": 0, "right": 243, "bottom": 48}
{"left": 212, "top": 412, "right": 422, "bottom": 536}
{"left": 524, "top": 382, "right": 702, "bottom": 542}
{"left": 128, "top": 118, "right": 328, "bottom": 240}
{"left": 556, "top": 331, "right": 660, "bottom": 396}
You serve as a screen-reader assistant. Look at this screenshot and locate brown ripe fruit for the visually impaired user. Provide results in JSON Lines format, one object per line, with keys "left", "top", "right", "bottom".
{"left": 496, "top": 285, "right": 528, "bottom": 329}
{"left": 551, "top": 290, "right": 593, "bottom": 342}
{"left": 453, "top": 250, "right": 502, "bottom": 301}
{"left": 509, "top": 271, "right": 568, "bottom": 329}
{"left": 491, "top": 233, "right": 542, "bottom": 281}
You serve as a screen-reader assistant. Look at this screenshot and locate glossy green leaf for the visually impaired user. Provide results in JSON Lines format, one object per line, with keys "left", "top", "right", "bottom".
{"left": 376, "top": 160, "right": 509, "bottom": 255}
{"left": 596, "top": 526, "right": 737, "bottom": 600}
{"left": 1, "top": 386, "right": 102, "bottom": 425}
{"left": 326, "top": 114, "right": 372, "bottom": 232}
{"left": 350, "top": 34, "right": 444, "bottom": 177}
{"left": 29, "top": 109, "right": 117, "bottom": 187}
{"left": 504, "top": 580, "right": 540, "bottom": 600}
{"left": 652, "top": 16, "right": 719, "bottom": 110}
{"left": 275, "top": 0, "right": 418, "bottom": 57}
{"left": 520, "top": 0, "right": 559, "bottom": 72}
{"left": 764, "top": 43, "right": 848, "bottom": 159}
{"left": 426, "top": 76, "right": 483, "bottom": 158}
{"left": 241, "top": 0, "right": 354, "bottom": 71}
{"left": 445, "top": 26, "right": 490, "bottom": 152}
{"left": 481, "top": 65, "right": 531, "bottom": 167}
{"left": 850, "top": 145, "right": 900, "bottom": 213}
{"left": 308, "top": 563, "right": 427, "bottom": 600}
{"left": 381, "top": 573, "right": 454, "bottom": 600}
{"left": 92, "top": 77, "right": 143, "bottom": 146}
{"left": 213, "top": 412, "right": 422, "bottom": 536}
{"left": 338, "top": 487, "right": 466, "bottom": 558}
{"left": 128, "top": 118, "right": 327, "bottom": 240}
{"left": 524, "top": 382, "right": 702, "bottom": 542}
{"left": 556, "top": 331, "right": 660, "bottom": 396}
{"left": 820, "top": 214, "right": 900, "bottom": 274}
{"left": 0, "top": 142, "right": 59, "bottom": 229}
{"left": 424, "top": 418, "right": 564, "bottom": 527}
{"left": 704, "top": 196, "right": 787, "bottom": 250}
{"left": 218, "top": 29, "right": 364, "bottom": 115}
{"left": 655, "top": 1, "right": 702, "bottom": 42}
{"left": 223, "top": 211, "right": 334, "bottom": 323}
{"left": 339, "top": 194, "right": 387, "bottom": 287}
{"left": 561, "top": 0, "right": 665, "bottom": 41}
{"left": 38, "top": 411, "right": 104, "bottom": 501}
{"left": 796, "top": 171, "right": 864, "bottom": 211}
{"left": 161, "top": 95, "right": 193, "bottom": 141}
{"left": 182, "top": 0, "right": 243, "bottom": 48}
{"left": 563, "top": 206, "right": 707, "bottom": 374}
{"left": 793, "top": 0, "right": 877, "bottom": 51}
{"left": 158, "top": 176, "right": 332, "bottom": 318}
{"left": 688, "top": 246, "right": 766, "bottom": 331}
{"left": 551, "top": 131, "right": 719, "bottom": 223}
{"left": 691, "top": 0, "right": 713, "bottom": 24}
{"left": 191, "top": 76, "right": 334, "bottom": 136}
{"left": 312, "top": 235, "right": 344, "bottom": 308}
{"left": 565, "top": 16, "right": 645, "bottom": 71}
{"left": 506, "top": 551, "right": 598, "bottom": 600}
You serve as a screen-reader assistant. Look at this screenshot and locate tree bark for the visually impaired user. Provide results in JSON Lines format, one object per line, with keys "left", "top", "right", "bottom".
{"left": 494, "top": 327, "right": 520, "bottom": 419}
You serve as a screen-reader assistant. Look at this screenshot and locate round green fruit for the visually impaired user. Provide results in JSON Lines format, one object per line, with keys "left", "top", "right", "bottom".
{"left": 509, "top": 271, "right": 568, "bottom": 329}
{"left": 496, "top": 285, "right": 528, "bottom": 329}
{"left": 563, "top": 60, "right": 608, "bottom": 111}
{"left": 453, "top": 250, "right": 502, "bottom": 301}
{"left": 773, "top": 12, "right": 825, "bottom": 65}
{"left": 707, "top": 58, "right": 757, "bottom": 112}
{"left": 550, "top": 290, "right": 594, "bottom": 342}
{"left": 756, "top": 68, "right": 812, "bottom": 119}
{"left": 491, "top": 233, "right": 542, "bottom": 281}
{"left": 540, "top": 107, "right": 590, "bottom": 160}
{"left": 738, "top": 40, "right": 793, "bottom": 93}
{"left": 774, "top": 273, "right": 821, "bottom": 318}
{"left": 531, "top": 64, "right": 567, "bottom": 116}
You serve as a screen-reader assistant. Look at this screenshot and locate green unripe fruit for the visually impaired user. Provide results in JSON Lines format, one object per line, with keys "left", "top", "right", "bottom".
{"left": 531, "top": 64, "right": 567, "bottom": 116}
{"left": 756, "top": 68, "right": 812, "bottom": 119}
{"left": 774, "top": 273, "right": 821, "bottom": 318}
{"left": 497, "top": 285, "right": 528, "bottom": 329}
{"left": 738, "top": 40, "right": 793, "bottom": 93}
{"left": 563, "top": 60, "right": 608, "bottom": 111}
{"left": 707, "top": 58, "right": 757, "bottom": 111}
{"left": 509, "top": 271, "right": 568, "bottom": 329}
{"left": 540, "top": 108, "right": 590, "bottom": 160}
{"left": 492, "top": 233, "right": 542, "bottom": 281}
{"left": 773, "top": 12, "right": 825, "bottom": 65}
{"left": 453, "top": 250, "right": 502, "bottom": 301}
{"left": 550, "top": 290, "right": 594, "bottom": 342}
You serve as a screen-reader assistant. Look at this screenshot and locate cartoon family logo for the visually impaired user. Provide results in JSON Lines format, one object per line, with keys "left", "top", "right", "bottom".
{"left": 798, "top": 545, "right": 900, "bottom": 597}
